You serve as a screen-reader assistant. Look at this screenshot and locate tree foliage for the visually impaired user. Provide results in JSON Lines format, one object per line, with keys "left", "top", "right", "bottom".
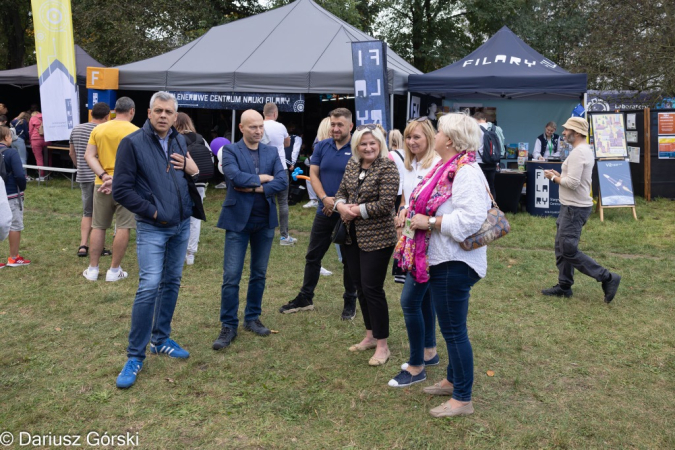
{"left": 0, "top": 0, "right": 33, "bottom": 69}
{"left": 0, "top": 0, "right": 672, "bottom": 97}
{"left": 71, "top": 0, "right": 264, "bottom": 67}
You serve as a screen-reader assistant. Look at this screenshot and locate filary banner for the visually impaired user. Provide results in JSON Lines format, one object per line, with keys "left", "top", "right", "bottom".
{"left": 31, "top": 0, "right": 80, "bottom": 141}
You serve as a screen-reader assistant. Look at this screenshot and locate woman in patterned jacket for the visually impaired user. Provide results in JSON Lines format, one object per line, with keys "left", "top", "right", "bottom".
{"left": 335, "top": 125, "right": 399, "bottom": 367}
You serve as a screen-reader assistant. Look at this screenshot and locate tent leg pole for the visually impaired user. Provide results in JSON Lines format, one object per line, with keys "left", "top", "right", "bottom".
{"left": 390, "top": 93, "right": 394, "bottom": 131}
{"left": 406, "top": 92, "right": 411, "bottom": 121}
{"left": 583, "top": 93, "right": 588, "bottom": 118}
{"left": 231, "top": 109, "right": 236, "bottom": 141}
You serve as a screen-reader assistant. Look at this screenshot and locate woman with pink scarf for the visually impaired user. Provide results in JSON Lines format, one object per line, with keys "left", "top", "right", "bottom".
{"left": 393, "top": 113, "right": 490, "bottom": 417}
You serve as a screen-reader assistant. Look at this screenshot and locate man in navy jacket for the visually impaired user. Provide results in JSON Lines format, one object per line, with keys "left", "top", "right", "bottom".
{"left": 212, "top": 109, "right": 287, "bottom": 351}
{"left": 112, "top": 92, "right": 202, "bottom": 389}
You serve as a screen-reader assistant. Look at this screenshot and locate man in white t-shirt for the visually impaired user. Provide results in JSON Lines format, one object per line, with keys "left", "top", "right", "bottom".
{"left": 262, "top": 102, "right": 295, "bottom": 245}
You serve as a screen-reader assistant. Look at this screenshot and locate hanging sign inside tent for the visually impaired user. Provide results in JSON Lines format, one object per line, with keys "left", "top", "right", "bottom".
{"left": 169, "top": 92, "right": 305, "bottom": 113}
{"left": 351, "top": 41, "right": 389, "bottom": 131}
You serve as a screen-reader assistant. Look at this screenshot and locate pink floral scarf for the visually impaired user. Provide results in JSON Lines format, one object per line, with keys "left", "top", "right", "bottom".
{"left": 393, "top": 151, "right": 475, "bottom": 283}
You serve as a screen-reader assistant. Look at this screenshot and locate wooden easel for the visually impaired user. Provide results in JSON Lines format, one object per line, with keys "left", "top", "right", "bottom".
{"left": 597, "top": 198, "right": 637, "bottom": 222}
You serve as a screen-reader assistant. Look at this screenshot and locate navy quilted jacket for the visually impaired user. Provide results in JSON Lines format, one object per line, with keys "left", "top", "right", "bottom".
{"left": 113, "top": 120, "right": 194, "bottom": 226}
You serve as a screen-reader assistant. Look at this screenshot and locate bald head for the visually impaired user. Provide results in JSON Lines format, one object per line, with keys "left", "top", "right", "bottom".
{"left": 239, "top": 109, "right": 265, "bottom": 148}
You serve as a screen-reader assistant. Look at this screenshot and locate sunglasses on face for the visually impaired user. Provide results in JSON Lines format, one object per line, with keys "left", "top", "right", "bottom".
{"left": 355, "top": 124, "right": 378, "bottom": 131}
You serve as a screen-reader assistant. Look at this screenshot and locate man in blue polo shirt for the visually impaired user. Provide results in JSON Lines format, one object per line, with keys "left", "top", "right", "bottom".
{"left": 279, "top": 108, "right": 358, "bottom": 319}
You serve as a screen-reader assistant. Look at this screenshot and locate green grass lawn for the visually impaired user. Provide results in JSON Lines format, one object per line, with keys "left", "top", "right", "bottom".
{"left": 1, "top": 179, "right": 674, "bottom": 449}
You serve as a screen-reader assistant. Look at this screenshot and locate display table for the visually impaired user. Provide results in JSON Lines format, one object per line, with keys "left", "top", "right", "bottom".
{"left": 526, "top": 161, "right": 562, "bottom": 217}
{"left": 495, "top": 170, "right": 525, "bottom": 213}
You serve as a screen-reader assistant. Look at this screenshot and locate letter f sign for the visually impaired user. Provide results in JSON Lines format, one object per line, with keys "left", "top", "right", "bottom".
{"left": 91, "top": 71, "right": 99, "bottom": 86}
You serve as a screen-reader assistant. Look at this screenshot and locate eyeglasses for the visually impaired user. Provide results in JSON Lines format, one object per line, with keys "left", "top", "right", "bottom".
{"left": 407, "top": 116, "right": 430, "bottom": 123}
{"left": 355, "top": 124, "right": 378, "bottom": 131}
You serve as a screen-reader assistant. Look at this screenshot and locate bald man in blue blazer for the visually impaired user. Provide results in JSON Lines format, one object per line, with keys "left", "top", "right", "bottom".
{"left": 213, "top": 109, "right": 288, "bottom": 351}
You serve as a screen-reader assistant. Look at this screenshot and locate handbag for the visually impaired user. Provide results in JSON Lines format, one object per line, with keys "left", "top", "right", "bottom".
{"left": 331, "top": 219, "right": 347, "bottom": 244}
{"left": 460, "top": 184, "right": 510, "bottom": 251}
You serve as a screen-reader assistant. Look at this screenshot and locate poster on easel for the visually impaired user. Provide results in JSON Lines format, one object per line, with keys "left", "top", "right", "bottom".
{"left": 590, "top": 114, "right": 628, "bottom": 158}
{"left": 597, "top": 159, "right": 635, "bottom": 206}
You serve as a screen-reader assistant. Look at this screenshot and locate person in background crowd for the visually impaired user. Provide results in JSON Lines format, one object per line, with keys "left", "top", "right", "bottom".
{"left": 10, "top": 112, "right": 31, "bottom": 167}
{"left": 0, "top": 126, "right": 30, "bottom": 267}
{"left": 285, "top": 123, "right": 303, "bottom": 173}
{"left": 0, "top": 103, "right": 7, "bottom": 116}
{"left": 175, "top": 112, "right": 212, "bottom": 265}
{"left": 28, "top": 108, "right": 50, "bottom": 180}
{"left": 69, "top": 102, "right": 111, "bottom": 258}
{"left": 335, "top": 124, "right": 398, "bottom": 366}
{"left": 82, "top": 97, "right": 139, "bottom": 282}
{"left": 473, "top": 111, "right": 504, "bottom": 198}
{"left": 533, "top": 121, "right": 561, "bottom": 160}
{"left": 387, "top": 129, "right": 405, "bottom": 209}
{"left": 278, "top": 108, "right": 358, "bottom": 320}
{"left": 262, "top": 102, "right": 296, "bottom": 246}
{"left": 212, "top": 109, "right": 287, "bottom": 351}
{"left": 388, "top": 117, "right": 441, "bottom": 388}
{"left": 395, "top": 113, "right": 490, "bottom": 417}
{"left": 302, "top": 117, "right": 331, "bottom": 210}
{"left": 0, "top": 176, "right": 11, "bottom": 245}
{"left": 113, "top": 91, "right": 203, "bottom": 389}
{"left": 542, "top": 117, "right": 621, "bottom": 303}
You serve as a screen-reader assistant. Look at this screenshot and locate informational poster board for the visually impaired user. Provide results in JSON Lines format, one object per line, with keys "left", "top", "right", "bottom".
{"left": 591, "top": 114, "right": 628, "bottom": 158}
{"left": 627, "top": 146, "right": 640, "bottom": 163}
{"left": 657, "top": 113, "right": 675, "bottom": 159}
{"left": 597, "top": 159, "right": 635, "bottom": 206}
{"left": 658, "top": 113, "right": 675, "bottom": 134}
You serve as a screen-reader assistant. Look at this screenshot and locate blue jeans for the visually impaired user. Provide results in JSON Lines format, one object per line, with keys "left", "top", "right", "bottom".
{"left": 220, "top": 222, "right": 275, "bottom": 328}
{"left": 428, "top": 261, "right": 480, "bottom": 402}
{"left": 127, "top": 219, "right": 190, "bottom": 360}
{"left": 400, "top": 273, "right": 436, "bottom": 366}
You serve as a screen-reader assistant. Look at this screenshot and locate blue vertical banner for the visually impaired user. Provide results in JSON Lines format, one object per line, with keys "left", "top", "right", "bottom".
{"left": 351, "top": 41, "right": 389, "bottom": 131}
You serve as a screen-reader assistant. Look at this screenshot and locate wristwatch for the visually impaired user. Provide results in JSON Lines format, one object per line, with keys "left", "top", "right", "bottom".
{"left": 99, "top": 171, "right": 107, "bottom": 179}
{"left": 191, "top": 171, "right": 200, "bottom": 181}
{"left": 428, "top": 217, "right": 437, "bottom": 231}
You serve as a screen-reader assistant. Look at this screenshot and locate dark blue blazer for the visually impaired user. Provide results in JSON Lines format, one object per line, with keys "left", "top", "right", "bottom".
{"left": 217, "top": 139, "right": 288, "bottom": 232}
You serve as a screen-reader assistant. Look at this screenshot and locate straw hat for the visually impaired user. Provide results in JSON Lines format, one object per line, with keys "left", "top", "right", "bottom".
{"left": 562, "top": 117, "right": 589, "bottom": 136}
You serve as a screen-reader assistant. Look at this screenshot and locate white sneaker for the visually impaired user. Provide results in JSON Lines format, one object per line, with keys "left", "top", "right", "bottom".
{"left": 280, "top": 236, "right": 297, "bottom": 246}
{"left": 82, "top": 267, "right": 99, "bottom": 281}
{"left": 186, "top": 253, "right": 195, "bottom": 265}
{"left": 320, "top": 267, "right": 333, "bottom": 276}
{"left": 106, "top": 267, "right": 129, "bottom": 282}
{"left": 215, "top": 182, "right": 227, "bottom": 189}
{"left": 303, "top": 200, "right": 319, "bottom": 208}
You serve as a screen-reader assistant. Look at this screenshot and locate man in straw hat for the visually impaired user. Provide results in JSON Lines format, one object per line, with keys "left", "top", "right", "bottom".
{"left": 541, "top": 117, "right": 621, "bottom": 303}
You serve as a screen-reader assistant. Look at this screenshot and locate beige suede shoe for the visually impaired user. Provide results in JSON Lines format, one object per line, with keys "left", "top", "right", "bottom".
{"left": 348, "top": 342, "right": 377, "bottom": 352}
{"left": 429, "top": 400, "right": 474, "bottom": 418}
{"left": 422, "top": 381, "right": 454, "bottom": 396}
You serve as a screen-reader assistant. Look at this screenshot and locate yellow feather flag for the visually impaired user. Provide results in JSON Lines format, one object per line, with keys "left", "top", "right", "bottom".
{"left": 31, "top": 0, "right": 80, "bottom": 141}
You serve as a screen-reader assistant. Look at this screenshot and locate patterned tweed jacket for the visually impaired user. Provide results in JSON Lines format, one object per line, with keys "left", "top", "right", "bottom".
{"left": 335, "top": 157, "right": 399, "bottom": 252}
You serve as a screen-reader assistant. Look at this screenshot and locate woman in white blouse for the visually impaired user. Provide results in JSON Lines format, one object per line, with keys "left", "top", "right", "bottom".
{"left": 393, "top": 113, "right": 490, "bottom": 417}
{"left": 388, "top": 117, "right": 441, "bottom": 388}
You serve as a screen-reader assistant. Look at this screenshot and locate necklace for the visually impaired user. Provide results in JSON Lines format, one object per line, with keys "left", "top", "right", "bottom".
{"left": 359, "top": 168, "right": 368, "bottom": 180}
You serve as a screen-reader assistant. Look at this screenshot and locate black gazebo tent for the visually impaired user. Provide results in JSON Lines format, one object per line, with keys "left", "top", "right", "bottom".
{"left": 408, "top": 26, "right": 586, "bottom": 99}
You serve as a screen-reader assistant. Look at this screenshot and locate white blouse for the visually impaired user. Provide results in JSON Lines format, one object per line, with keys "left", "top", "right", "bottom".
{"left": 427, "top": 163, "right": 491, "bottom": 278}
{"left": 402, "top": 155, "right": 441, "bottom": 205}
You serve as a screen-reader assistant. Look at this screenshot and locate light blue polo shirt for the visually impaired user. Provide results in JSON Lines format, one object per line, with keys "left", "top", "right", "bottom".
{"left": 310, "top": 137, "right": 352, "bottom": 217}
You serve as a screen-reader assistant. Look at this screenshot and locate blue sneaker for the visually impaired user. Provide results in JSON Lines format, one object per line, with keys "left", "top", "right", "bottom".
{"left": 388, "top": 369, "right": 427, "bottom": 388}
{"left": 150, "top": 338, "right": 190, "bottom": 359}
{"left": 116, "top": 358, "right": 143, "bottom": 389}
